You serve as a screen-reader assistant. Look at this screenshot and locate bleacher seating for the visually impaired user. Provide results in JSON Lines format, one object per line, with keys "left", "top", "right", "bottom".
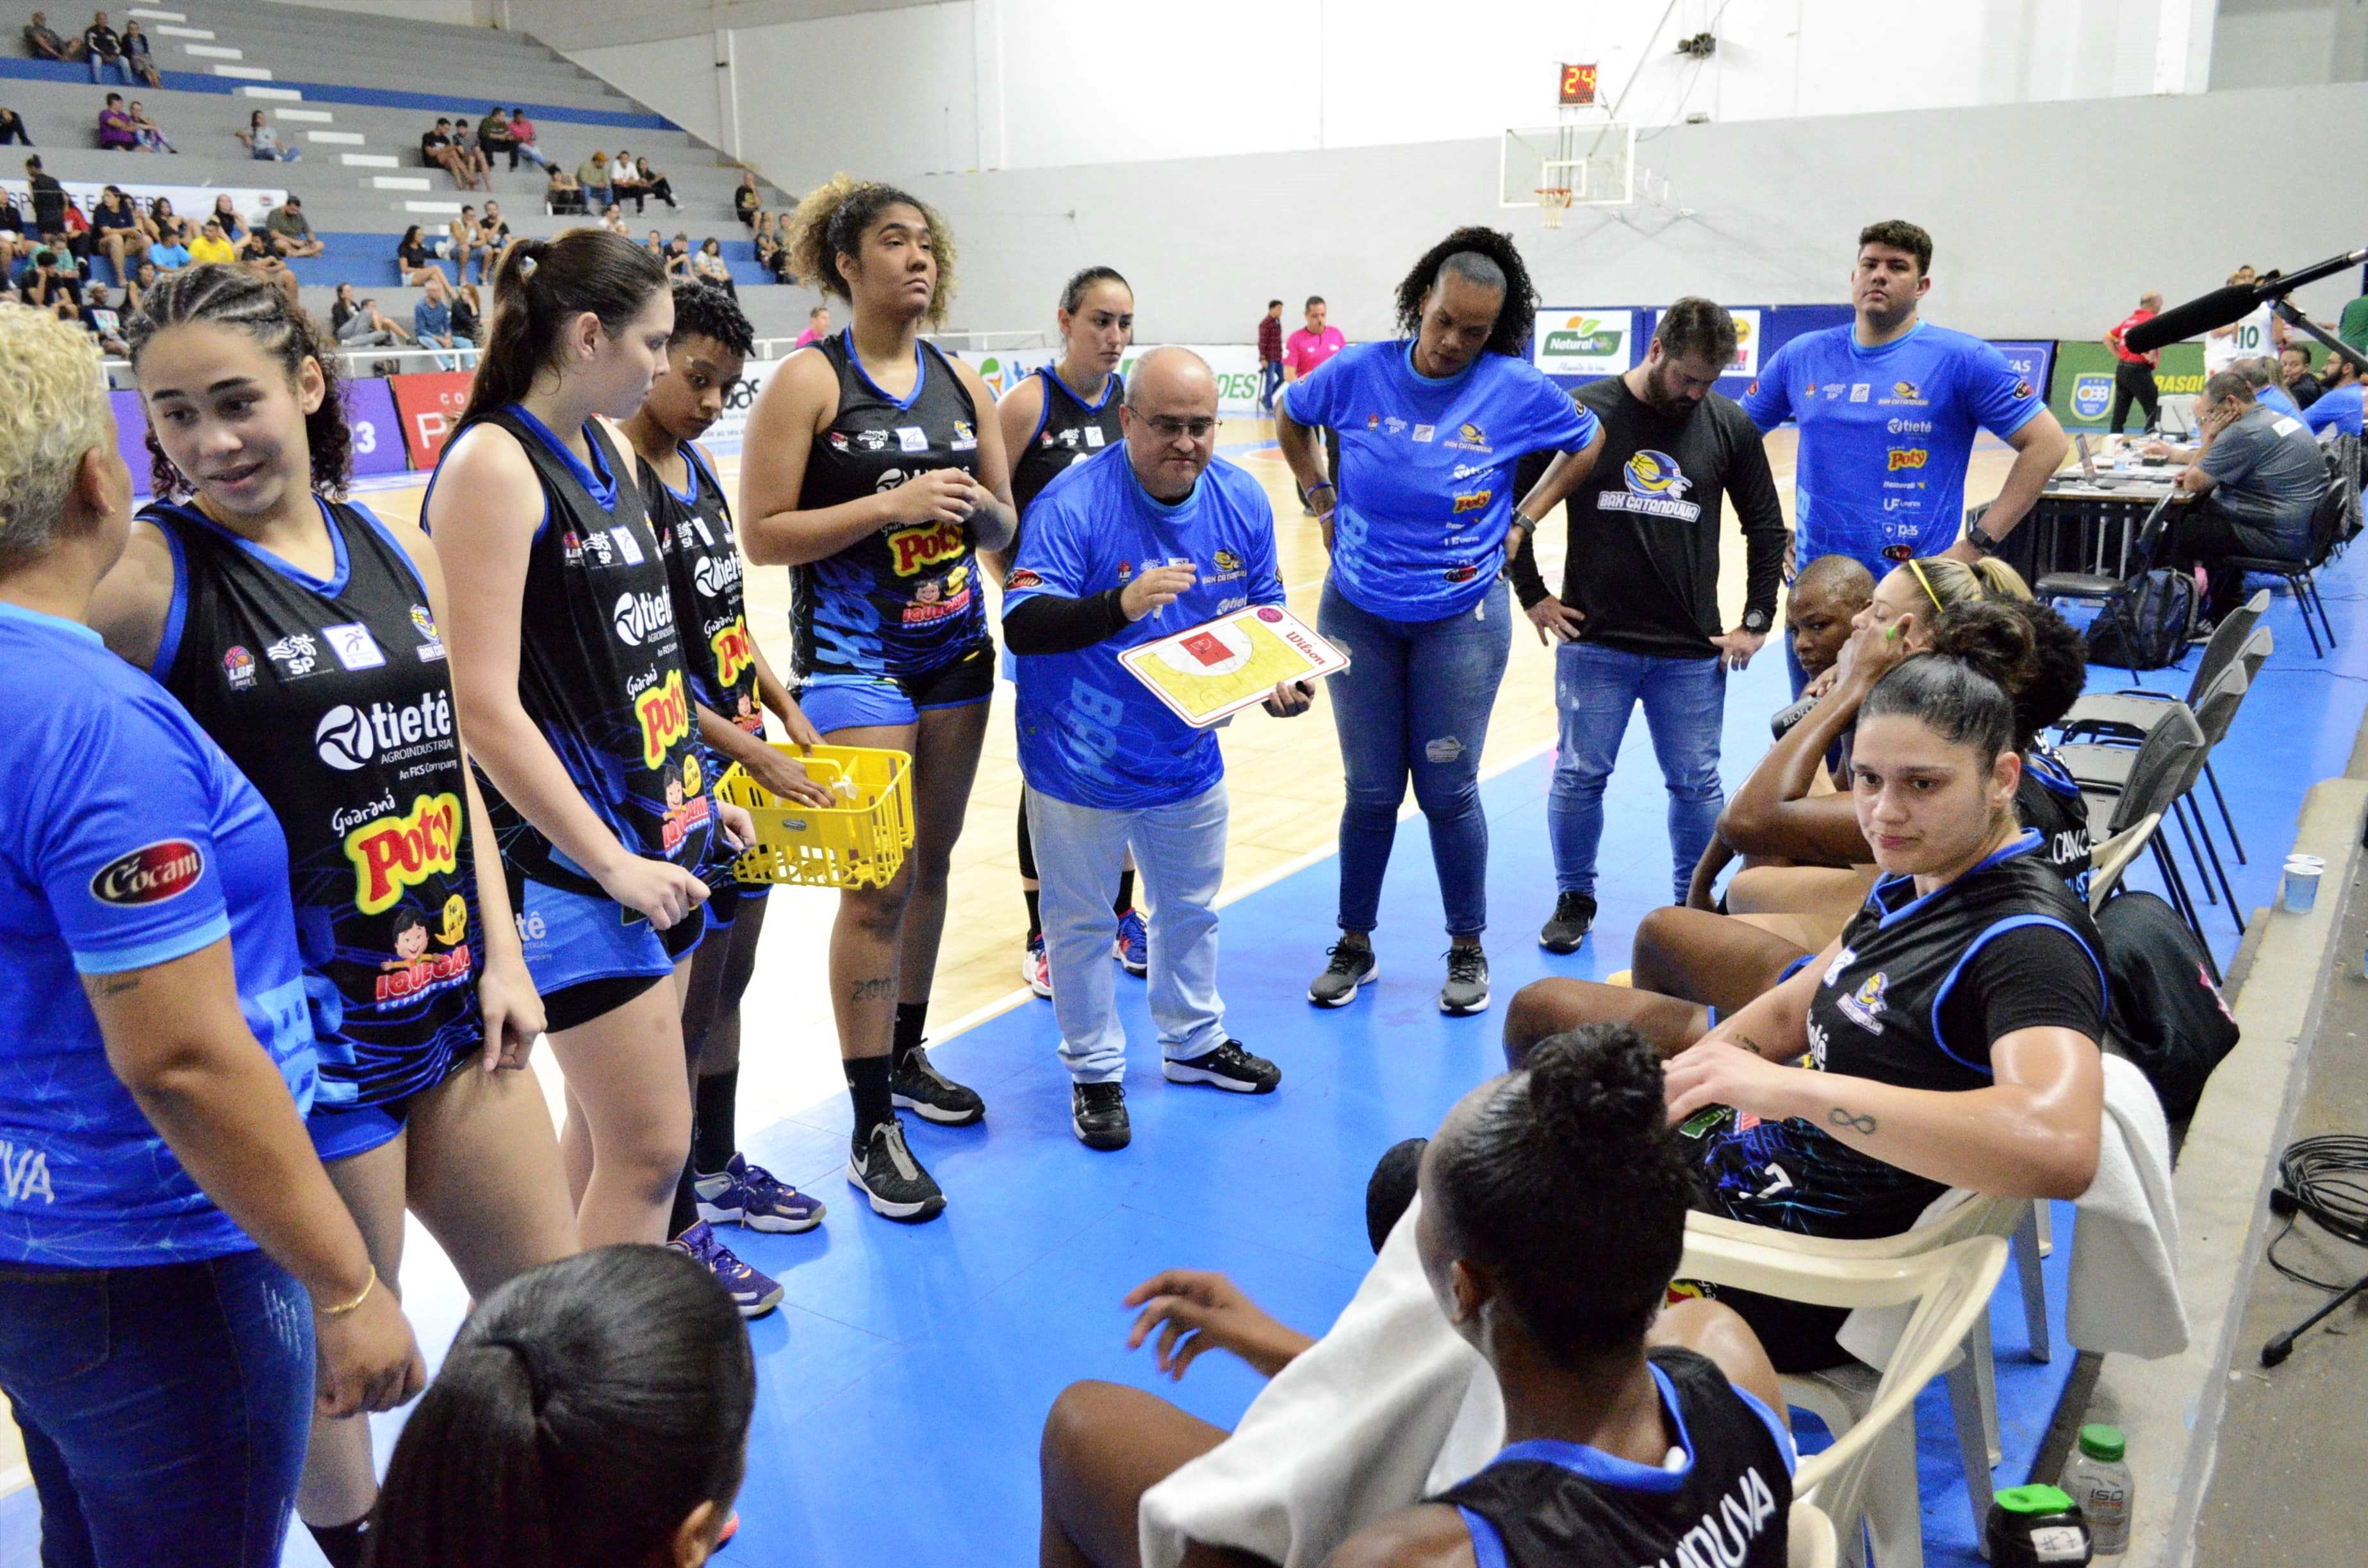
{"left": 3, "top": 0, "right": 818, "bottom": 339}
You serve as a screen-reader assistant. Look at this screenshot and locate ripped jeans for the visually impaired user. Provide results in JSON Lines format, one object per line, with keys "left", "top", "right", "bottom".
{"left": 1318, "top": 575, "right": 1512, "bottom": 938}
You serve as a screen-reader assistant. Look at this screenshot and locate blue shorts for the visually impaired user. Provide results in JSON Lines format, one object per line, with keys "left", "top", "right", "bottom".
{"left": 308, "top": 1098, "right": 410, "bottom": 1163}
{"left": 511, "top": 865, "right": 702, "bottom": 1006}
{"left": 800, "top": 638, "right": 995, "bottom": 734}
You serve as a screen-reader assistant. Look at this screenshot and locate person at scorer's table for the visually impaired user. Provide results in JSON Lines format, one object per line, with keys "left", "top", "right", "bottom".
{"left": 2301, "top": 352, "right": 2363, "bottom": 439}
{"left": 1506, "top": 297, "right": 1786, "bottom": 949}
{"left": 2141, "top": 368, "right": 2329, "bottom": 625}
{"left": 0, "top": 304, "right": 423, "bottom": 1565}
{"left": 2280, "top": 343, "right": 2326, "bottom": 411}
{"left": 1741, "top": 219, "right": 2068, "bottom": 690}
{"left": 1002, "top": 347, "right": 1307, "bottom": 1153}
{"left": 1281, "top": 225, "right": 1605, "bottom": 1018}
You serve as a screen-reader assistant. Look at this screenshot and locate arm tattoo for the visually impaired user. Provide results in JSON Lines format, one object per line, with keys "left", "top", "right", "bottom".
{"left": 850, "top": 977, "right": 895, "bottom": 1002}
{"left": 91, "top": 973, "right": 144, "bottom": 998}
{"left": 1734, "top": 1034, "right": 1771, "bottom": 1060}
{"left": 1828, "top": 1106, "right": 1879, "bottom": 1136}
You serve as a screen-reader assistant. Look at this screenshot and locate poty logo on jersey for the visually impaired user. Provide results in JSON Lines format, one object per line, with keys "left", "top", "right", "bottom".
{"left": 634, "top": 669, "right": 691, "bottom": 770}
{"left": 692, "top": 549, "right": 742, "bottom": 600}
{"left": 890, "top": 520, "right": 966, "bottom": 577}
{"left": 1451, "top": 489, "right": 1493, "bottom": 514}
{"left": 315, "top": 694, "right": 456, "bottom": 771}
{"left": 611, "top": 591, "right": 675, "bottom": 648}
{"left": 2072, "top": 374, "right": 2114, "bottom": 420}
{"left": 1886, "top": 448, "right": 1929, "bottom": 472}
{"left": 1624, "top": 450, "right": 1692, "bottom": 500}
{"left": 1836, "top": 971, "right": 1889, "bottom": 1033}
{"left": 343, "top": 793, "right": 461, "bottom": 916}
{"left": 710, "top": 616, "right": 755, "bottom": 692}
{"left": 88, "top": 840, "right": 204, "bottom": 907}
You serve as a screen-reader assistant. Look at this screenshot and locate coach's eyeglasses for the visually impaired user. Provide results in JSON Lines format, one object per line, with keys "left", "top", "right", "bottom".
{"left": 1130, "top": 409, "right": 1218, "bottom": 442}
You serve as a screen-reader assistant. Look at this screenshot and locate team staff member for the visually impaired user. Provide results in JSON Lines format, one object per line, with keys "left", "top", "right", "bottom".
{"left": 2106, "top": 290, "right": 2163, "bottom": 435}
{"left": 2281, "top": 344, "right": 2326, "bottom": 410}
{"left": 2303, "top": 352, "right": 2364, "bottom": 437}
{"left": 996, "top": 266, "right": 1146, "bottom": 999}
{"left": 1284, "top": 227, "right": 1602, "bottom": 1017}
{"left": 1283, "top": 293, "right": 1346, "bottom": 512}
{"left": 2143, "top": 370, "right": 2328, "bottom": 623}
{"left": 1004, "top": 347, "right": 1304, "bottom": 1152}
{"left": 1256, "top": 297, "right": 1285, "bottom": 415}
{"left": 91, "top": 266, "right": 573, "bottom": 1567}
{"left": 1508, "top": 298, "right": 1785, "bottom": 947}
{"left": 740, "top": 178, "right": 1017, "bottom": 1223}
{"left": 1744, "top": 219, "right": 2068, "bottom": 689}
{"left": 428, "top": 232, "right": 750, "bottom": 1257}
{"left": 627, "top": 281, "right": 835, "bottom": 1314}
{"left": 0, "top": 304, "right": 422, "bottom": 1565}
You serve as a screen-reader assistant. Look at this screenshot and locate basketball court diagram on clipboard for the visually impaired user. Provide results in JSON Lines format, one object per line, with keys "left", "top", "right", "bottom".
{"left": 1118, "top": 605, "right": 1350, "bottom": 729}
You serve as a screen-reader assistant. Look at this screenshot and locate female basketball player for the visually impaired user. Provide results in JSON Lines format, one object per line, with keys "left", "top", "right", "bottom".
{"left": 739, "top": 178, "right": 1017, "bottom": 1223}
{"left": 423, "top": 233, "right": 766, "bottom": 1294}
{"left": 1281, "top": 227, "right": 1604, "bottom": 1018}
{"left": 86, "top": 265, "right": 568, "bottom": 1565}
{"left": 992, "top": 265, "right": 1142, "bottom": 997}
{"left": 625, "top": 281, "right": 835, "bottom": 1255}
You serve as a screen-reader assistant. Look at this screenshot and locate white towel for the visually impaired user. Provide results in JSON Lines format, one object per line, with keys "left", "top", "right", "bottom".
{"left": 1137, "top": 1198, "right": 1500, "bottom": 1568}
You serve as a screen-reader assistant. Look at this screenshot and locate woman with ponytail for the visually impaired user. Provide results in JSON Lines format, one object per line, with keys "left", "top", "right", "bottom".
{"left": 420, "top": 234, "right": 769, "bottom": 1309}
{"left": 92, "top": 261, "right": 570, "bottom": 1565}
{"left": 1035, "top": 1025, "right": 1794, "bottom": 1568}
{"left": 366, "top": 1245, "right": 755, "bottom": 1568}
{"left": 737, "top": 177, "right": 1018, "bottom": 1223}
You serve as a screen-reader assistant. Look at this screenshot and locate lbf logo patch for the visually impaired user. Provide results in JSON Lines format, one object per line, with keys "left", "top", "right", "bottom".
{"left": 90, "top": 841, "right": 204, "bottom": 906}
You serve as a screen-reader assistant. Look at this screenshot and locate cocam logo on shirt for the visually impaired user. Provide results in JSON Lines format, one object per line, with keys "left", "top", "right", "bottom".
{"left": 88, "top": 840, "right": 204, "bottom": 907}
{"left": 1886, "top": 448, "right": 1930, "bottom": 472}
{"left": 612, "top": 591, "right": 676, "bottom": 648}
{"left": 343, "top": 792, "right": 462, "bottom": 916}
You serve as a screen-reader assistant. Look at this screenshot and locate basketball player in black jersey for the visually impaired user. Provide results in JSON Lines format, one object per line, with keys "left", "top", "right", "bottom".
{"left": 1036, "top": 1027, "right": 1793, "bottom": 1568}
{"left": 740, "top": 179, "right": 1017, "bottom": 1222}
{"left": 992, "top": 265, "right": 1141, "bottom": 999}
{"left": 91, "top": 265, "right": 575, "bottom": 1568}
{"left": 426, "top": 233, "right": 761, "bottom": 1270}
{"left": 625, "top": 281, "right": 839, "bottom": 1262}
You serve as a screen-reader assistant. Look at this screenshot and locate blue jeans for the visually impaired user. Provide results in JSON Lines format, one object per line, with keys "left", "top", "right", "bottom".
{"left": 1319, "top": 576, "right": 1512, "bottom": 938}
{"left": 1028, "top": 780, "right": 1229, "bottom": 1082}
{"left": 1257, "top": 360, "right": 1283, "bottom": 414}
{"left": 1546, "top": 642, "right": 1727, "bottom": 906}
{"left": 88, "top": 56, "right": 133, "bottom": 85}
{"left": 0, "top": 1248, "right": 314, "bottom": 1567}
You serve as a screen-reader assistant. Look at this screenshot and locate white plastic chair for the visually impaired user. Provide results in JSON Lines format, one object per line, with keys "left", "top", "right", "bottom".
{"left": 1790, "top": 1500, "right": 1840, "bottom": 1568}
{"left": 1679, "top": 1223, "right": 2013, "bottom": 1568}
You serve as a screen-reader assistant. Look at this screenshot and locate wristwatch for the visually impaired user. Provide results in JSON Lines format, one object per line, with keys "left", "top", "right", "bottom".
{"left": 1741, "top": 607, "right": 1771, "bottom": 633}
{"left": 1963, "top": 521, "right": 2001, "bottom": 555}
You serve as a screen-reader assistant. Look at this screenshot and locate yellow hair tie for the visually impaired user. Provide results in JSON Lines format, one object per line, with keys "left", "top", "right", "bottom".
{"left": 1905, "top": 558, "right": 1945, "bottom": 614}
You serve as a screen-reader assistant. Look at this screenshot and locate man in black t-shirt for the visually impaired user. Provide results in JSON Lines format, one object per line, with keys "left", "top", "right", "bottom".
{"left": 1509, "top": 298, "right": 1786, "bottom": 949}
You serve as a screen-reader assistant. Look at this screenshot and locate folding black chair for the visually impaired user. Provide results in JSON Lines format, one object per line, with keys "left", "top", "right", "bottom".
{"left": 2218, "top": 475, "right": 2344, "bottom": 657}
{"left": 2035, "top": 492, "right": 2180, "bottom": 678}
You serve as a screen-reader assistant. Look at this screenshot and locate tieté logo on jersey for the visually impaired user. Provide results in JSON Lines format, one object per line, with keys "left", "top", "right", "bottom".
{"left": 316, "top": 705, "right": 377, "bottom": 771}
{"left": 89, "top": 840, "right": 204, "bottom": 907}
{"left": 611, "top": 591, "right": 675, "bottom": 648}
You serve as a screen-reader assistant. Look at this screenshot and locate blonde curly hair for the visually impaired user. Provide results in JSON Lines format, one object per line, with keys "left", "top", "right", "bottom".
{"left": 784, "top": 174, "right": 957, "bottom": 327}
{"left": 0, "top": 304, "right": 113, "bottom": 575}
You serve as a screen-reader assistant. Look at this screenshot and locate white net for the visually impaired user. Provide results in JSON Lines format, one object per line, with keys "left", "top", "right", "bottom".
{"left": 1498, "top": 121, "right": 1636, "bottom": 215}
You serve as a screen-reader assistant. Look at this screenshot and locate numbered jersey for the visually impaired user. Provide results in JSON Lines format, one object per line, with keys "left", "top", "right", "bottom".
{"left": 432, "top": 406, "right": 712, "bottom": 890}
{"left": 148, "top": 495, "right": 480, "bottom": 1109}
{"left": 792, "top": 331, "right": 987, "bottom": 680}
{"left": 1010, "top": 366, "right": 1122, "bottom": 535}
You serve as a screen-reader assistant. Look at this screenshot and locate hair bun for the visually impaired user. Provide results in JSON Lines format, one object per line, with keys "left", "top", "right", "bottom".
{"left": 1523, "top": 1026, "right": 1666, "bottom": 1151}
{"left": 1925, "top": 596, "right": 2034, "bottom": 696}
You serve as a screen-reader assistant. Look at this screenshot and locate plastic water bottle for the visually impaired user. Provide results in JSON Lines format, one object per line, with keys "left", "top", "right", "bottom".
{"left": 1986, "top": 1483, "right": 2093, "bottom": 1566}
{"left": 2059, "top": 1425, "right": 2133, "bottom": 1556}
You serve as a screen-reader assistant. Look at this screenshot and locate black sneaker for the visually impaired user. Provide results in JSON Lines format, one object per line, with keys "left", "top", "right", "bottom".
{"left": 845, "top": 1116, "right": 946, "bottom": 1223}
{"left": 1440, "top": 947, "right": 1490, "bottom": 1015}
{"left": 892, "top": 1047, "right": 985, "bottom": 1127}
{"left": 1538, "top": 892, "right": 1596, "bottom": 954}
{"left": 1071, "top": 1081, "right": 1131, "bottom": 1150}
{"left": 1307, "top": 942, "right": 1378, "bottom": 1008}
{"left": 1163, "top": 1040, "right": 1281, "bottom": 1094}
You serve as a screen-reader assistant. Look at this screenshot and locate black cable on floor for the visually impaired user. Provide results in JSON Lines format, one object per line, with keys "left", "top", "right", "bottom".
{"left": 2267, "top": 1133, "right": 2368, "bottom": 1292}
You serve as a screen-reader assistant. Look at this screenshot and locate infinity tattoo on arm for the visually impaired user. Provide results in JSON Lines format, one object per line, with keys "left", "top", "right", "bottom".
{"left": 1827, "top": 1106, "right": 1879, "bottom": 1136}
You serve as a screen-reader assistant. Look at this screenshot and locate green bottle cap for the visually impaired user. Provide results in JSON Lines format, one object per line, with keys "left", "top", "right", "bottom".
{"left": 1994, "top": 1483, "right": 2077, "bottom": 1516}
{"left": 2077, "top": 1424, "right": 2126, "bottom": 1462}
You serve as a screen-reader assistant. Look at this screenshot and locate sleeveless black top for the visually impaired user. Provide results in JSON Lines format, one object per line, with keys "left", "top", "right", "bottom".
{"left": 2018, "top": 744, "right": 2093, "bottom": 897}
{"left": 1010, "top": 364, "right": 1123, "bottom": 536}
{"left": 646, "top": 443, "right": 760, "bottom": 735}
{"left": 432, "top": 406, "right": 712, "bottom": 893}
{"left": 148, "top": 495, "right": 480, "bottom": 1108}
{"left": 1435, "top": 1348, "right": 1793, "bottom": 1568}
{"left": 792, "top": 331, "right": 987, "bottom": 681}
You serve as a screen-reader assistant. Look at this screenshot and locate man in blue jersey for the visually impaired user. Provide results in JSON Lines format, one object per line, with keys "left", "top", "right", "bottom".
{"left": 1004, "top": 347, "right": 1308, "bottom": 1152}
{"left": 1743, "top": 220, "right": 2068, "bottom": 690}
{"left": 2302, "top": 353, "right": 2364, "bottom": 437}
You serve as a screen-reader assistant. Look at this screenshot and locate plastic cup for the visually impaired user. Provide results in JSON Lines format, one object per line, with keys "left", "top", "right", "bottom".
{"left": 2282, "top": 855, "right": 2324, "bottom": 915}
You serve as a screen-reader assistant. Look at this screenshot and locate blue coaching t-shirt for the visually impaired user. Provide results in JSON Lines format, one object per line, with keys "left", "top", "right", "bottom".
{"left": 1285, "top": 341, "right": 1597, "bottom": 621}
{"left": 0, "top": 603, "right": 317, "bottom": 1269}
{"left": 1006, "top": 446, "right": 1286, "bottom": 812}
{"left": 1742, "top": 322, "right": 2045, "bottom": 575}
{"left": 2305, "top": 382, "right": 2364, "bottom": 437}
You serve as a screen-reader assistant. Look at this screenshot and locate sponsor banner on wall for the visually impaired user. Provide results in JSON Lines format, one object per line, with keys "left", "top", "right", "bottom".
{"left": 700, "top": 354, "right": 791, "bottom": 448}
{"left": 0, "top": 178, "right": 289, "bottom": 226}
{"left": 389, "top": 371, "right": 478, "bottom": 468}
{"left": 2051, "top": 341, "right": 2207, "bottom": 429}
{"left": 342, "top": 379, "right": 409, "bottom": 480}
{"left": 1988, "top": 341, "right": 2056, "bottom": 406}
{"left": 1533, "top": 309, "right": 1636, "bottom": 377}
{"left": 964, "top": 343, "right": 1270, "bottom": 420}
{"left": 1721, "top": 308, "right": 1764, "bottom": 380}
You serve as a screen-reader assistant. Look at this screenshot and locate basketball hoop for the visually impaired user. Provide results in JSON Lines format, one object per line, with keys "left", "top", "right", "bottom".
{"left": 1536, "top": 187, "right": 1574, "bottom": 229}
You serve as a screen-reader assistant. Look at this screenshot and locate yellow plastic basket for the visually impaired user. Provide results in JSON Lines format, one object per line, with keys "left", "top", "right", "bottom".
{"left": 714, "top": 743, "right": 916, "bottom": 890}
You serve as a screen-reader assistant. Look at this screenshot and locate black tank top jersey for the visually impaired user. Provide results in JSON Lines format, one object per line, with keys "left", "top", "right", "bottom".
{"left": 645, "top": 443, "right": 761, "bottom": 735}
{"left": 1010, "top": 365, "right": 1123, "bottom": 537}
{"left": 438, "top": 405, "right": 712, "bottom": 892}
{"left": 793, "top": 332, "right": 988, "bottom": 680}
{"left": 147, "top": 496, "right": 480, "bottom": 1109}
{"left": 2018, "top": 744, "right": 2093, "bottom": 897}
{"left": 1435, "top": 1348, "right": 1793, "bottom": 1568}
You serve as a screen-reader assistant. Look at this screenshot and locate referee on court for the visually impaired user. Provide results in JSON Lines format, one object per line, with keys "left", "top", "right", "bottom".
{"left": 2107, "top": 290, "right": 2164, "bottom": 434}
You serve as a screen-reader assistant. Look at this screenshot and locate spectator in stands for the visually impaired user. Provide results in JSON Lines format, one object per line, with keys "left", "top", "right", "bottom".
{"left": 450, "top": 279, "right": 481, "bottom": 344}
{"left": 414, "top": 268, "right": 465, "bottom": 370}
{"left": 504, "top": 104, "right": 552, "bottom": 170}
{"left": 333, "top": 283, "right": 413, "bottom": 350}
{"left": 0, "top": 104, "right": 29, "bottom": 146}
{"left": 693, "top": 235, "right": 735, "bottom": 298}
{"left": 2151, "top": 368, "right": 2331, "bottom": 623}
{"left": 78, "top": 278, "right": 126, "bottom": 353}
{"left": 0, "top": 185, "right": 27, "bottom": 253}
{"left": 208, "top": 193, "right": 248, "bottom": 245}
{"left": 2240, "top": 355, "right": 2302, "bottom": 421}
{"left": 235, "top": 107, "right": 300, "bottom": 162}
{"left": 449, "top": 116, "right": 491, "bottom": 191}
{"left": 794, "top": 303, "right": 830, "bottom": 348}
{"left": 186, "top": 215, "right": 235, "bottom": 265}
{"left": 478, "top": 197, "right": 511, "bottom": 277}
{"left": 22, "top": 156, "right": 65, "bottom": 235}
{"left": 734, "top": 169, "right": 759, "bottom": 226}
{"left": 122, "top": 253, "right": 154, "bottom": 307}
{"left": 577, "top": 150, "right": 614, "bottom": 211}
{"left": 475, "top": 104, "right": 511, "bottom": 166}
{"left": 543, "top": 160, "right": 583, "bottom": 214}
{"left": 95, "top": 90, "right": 135, "bottom": 150}
{"left": 442, "top": 206, "right": 481, "bottom": 281}
{"left": 127, "top": 98, "right": 173, "bottom": 152}
{"left": 2282, "top": 345, "right": 2326, "bottom": 411}
{"left": 86, "top": 183, "right": 143, "bottom": 283}
{"left": 119, "top": 17, "right": 157, "bottom": 85}
{"left": 599, "top": 202, "right": 629, "bottom": 237}
{"left": 21, "top": 10, "right": 73, "bottom": 60}
{"left": 82, "top": 9, "right": 129, "bottom": 85}
{"left": 144, "top": 225, "right": 187, "bottom": 270}
{"left": 19, "top": 244, "right": 80, "bottom": 316}
{"left": 2303, "top": 354, "right": 2364, "bottom": 439}
{"left": 635, "top": 154, "right": 677, "bottom": 211}
{"left": 662, "top": 231, "right": 692, "bottom": 279}
{"left": 142, "top": 193, "right": 183, "bottom": 245}
{"left": 394, "top": 222, "right": 441, "bottom": 285}
{"left": 611, "top": 149, "right": 647, "bottom": 213}
{"left": 261, "top": 193, "right": 321, "bottom": 259}
{"left": 236, "top": 227, "right": 299, "bottom": 307}
{"left": 421, "top": 117, "right": 467, "bottom": 189}
{"left": 641, "top": 227, "right": 663, "bottom": 260}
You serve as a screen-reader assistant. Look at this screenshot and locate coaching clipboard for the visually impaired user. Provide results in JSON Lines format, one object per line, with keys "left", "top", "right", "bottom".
{"left": 1117, "top": 604, "right": 1350, "bottom": 730}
